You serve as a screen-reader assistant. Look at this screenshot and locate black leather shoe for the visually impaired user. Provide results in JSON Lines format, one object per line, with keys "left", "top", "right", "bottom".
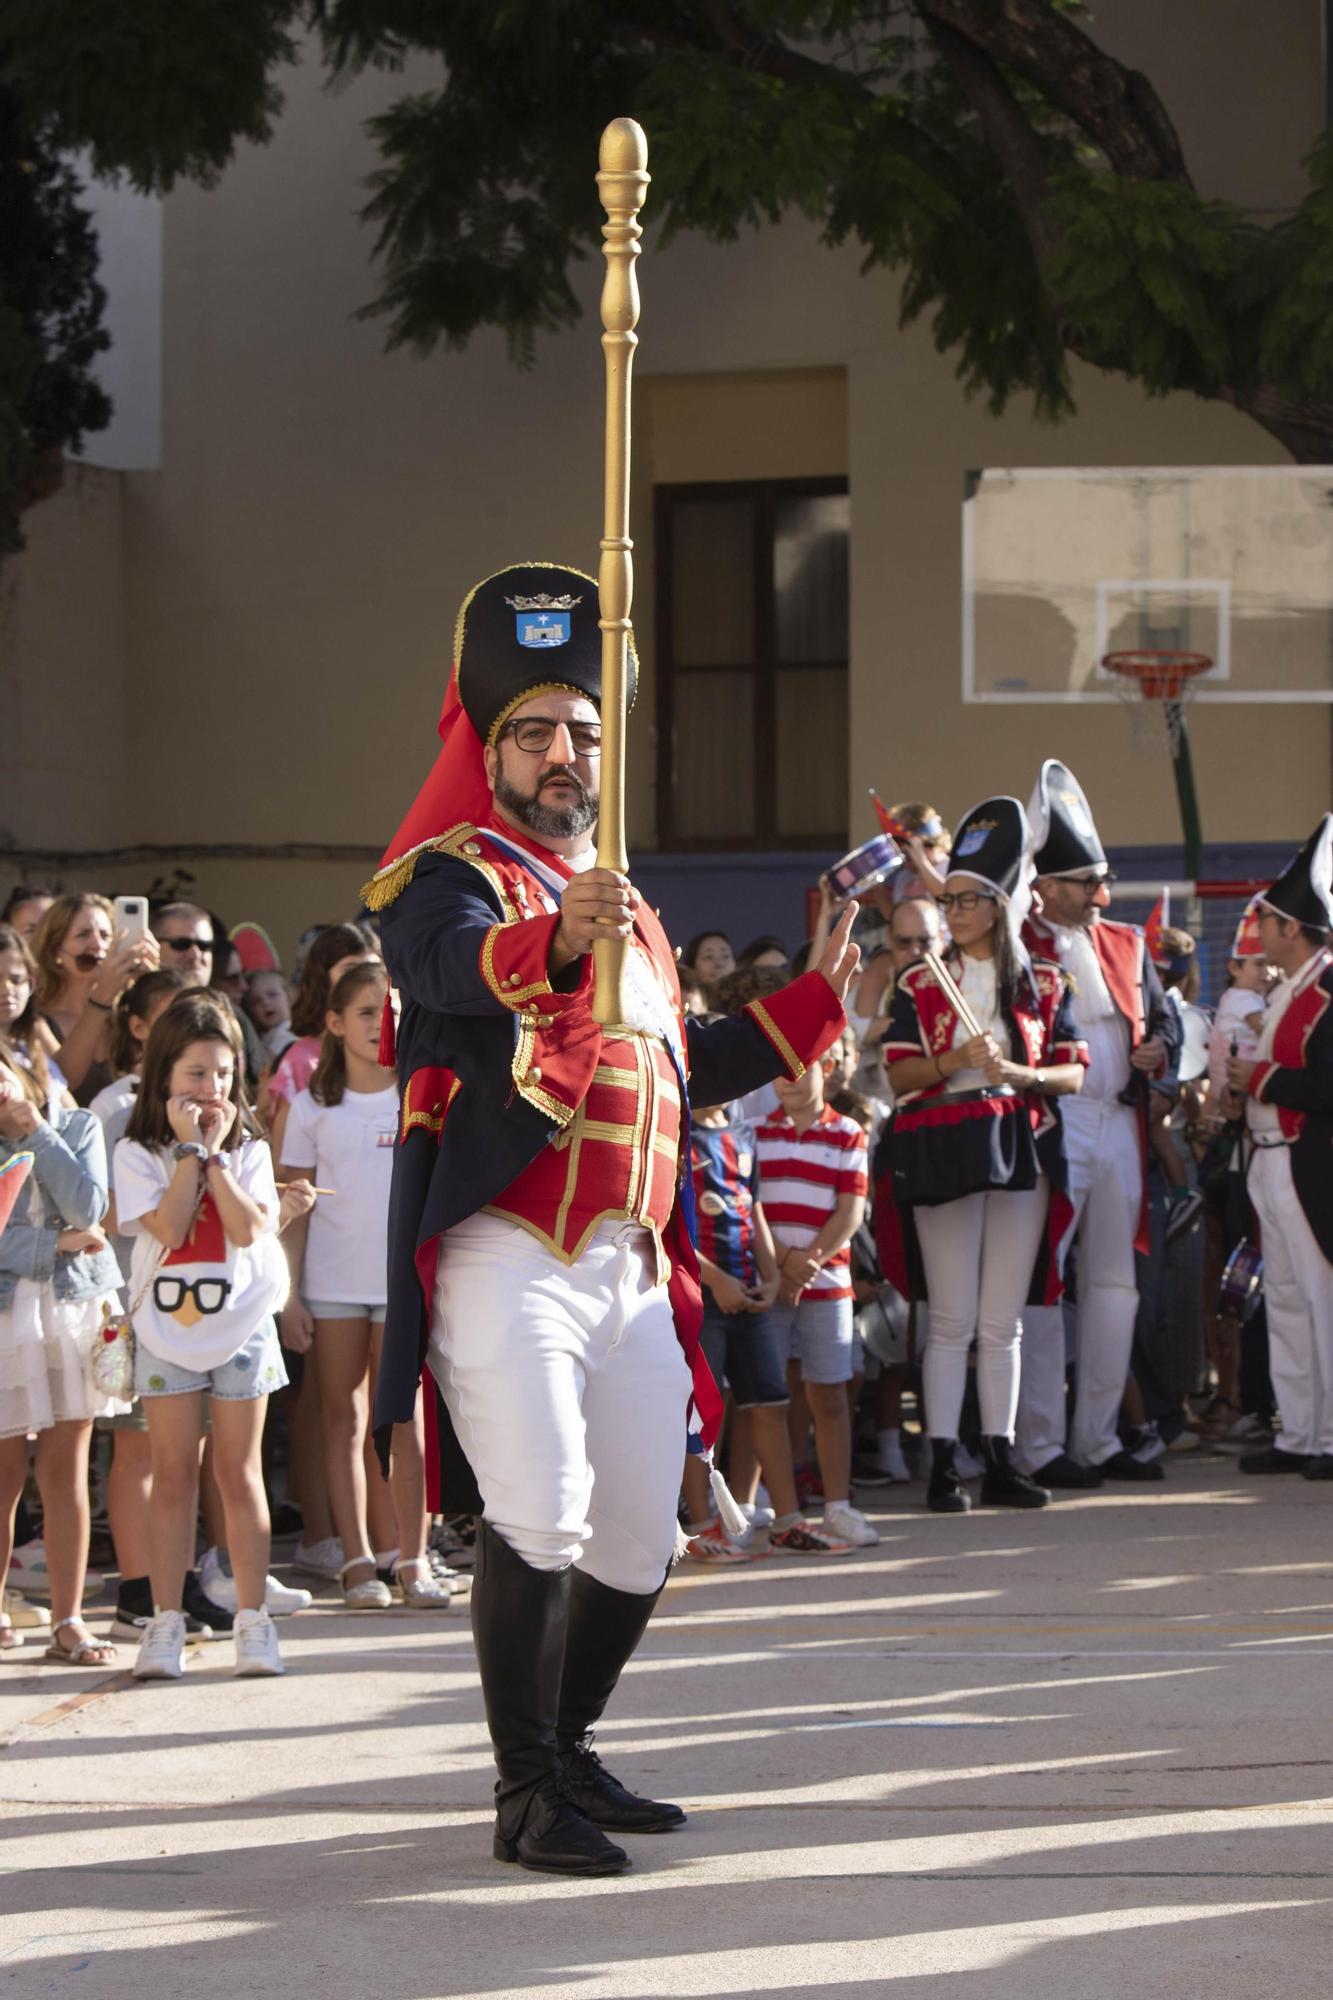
{"left": 1301, "top": 1454, "right": 1333, "bottom": 1480}
{"left": 927, "top": 1439, "right": 972, "bottom": 1513}
{"left": 493, "top": 1775, "right": 632, "bottom": 1875}
{"left": 979, "top": 1436, "right": 1051, "bottom": 1509}
{"left": 1034, "top": 1454, "right": 1104, "bottom": 1490}
{"left": 1240, "top": 1445, "right": 1313, "bottom": 1474}
{"left": 1097, "top": 1449, "right": 1166, "bottom": 1482}
{"left": 559, "top": 1733, "right": 685, "bottom": 1833}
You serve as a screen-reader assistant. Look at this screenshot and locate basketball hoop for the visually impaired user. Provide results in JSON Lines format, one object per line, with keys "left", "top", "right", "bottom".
{"left": 1101, "top": 648, "right": 1213, "bottom": 755}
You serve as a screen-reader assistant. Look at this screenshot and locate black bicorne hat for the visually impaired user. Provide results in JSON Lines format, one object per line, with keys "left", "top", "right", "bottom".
{"left": 949, "top": 797, "right": 1028, "bottom": 900}
{"left": 1261, "top": 814, "right": 1333, "bottom": 931}
{"left": 454, "top": 562, "right": 638, "bottom": 748}
{"left": 1028, "top": 759, "right": 1106, "bottom": 877}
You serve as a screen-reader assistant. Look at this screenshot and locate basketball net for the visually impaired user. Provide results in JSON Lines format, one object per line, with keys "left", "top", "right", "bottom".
{"left": 1102, "top": 650, "right": 1212, "bottom": 758}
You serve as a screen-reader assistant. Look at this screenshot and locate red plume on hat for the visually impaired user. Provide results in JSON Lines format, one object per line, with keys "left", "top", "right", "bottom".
{"left": 1230, "top": 894, "right": 1265, "bottom": 960}
{"left": 379, "top": 671, "right": 491, "bottom": 870}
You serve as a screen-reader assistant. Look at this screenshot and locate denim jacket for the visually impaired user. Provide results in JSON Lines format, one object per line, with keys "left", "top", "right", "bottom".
{"left": 0, "top": 1106, "right": 120, "bottom": 1308}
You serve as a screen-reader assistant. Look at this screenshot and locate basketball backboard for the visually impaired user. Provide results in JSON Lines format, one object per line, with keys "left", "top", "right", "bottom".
{"left": 962, "top": 466, "right": 1333, "bottom": 704}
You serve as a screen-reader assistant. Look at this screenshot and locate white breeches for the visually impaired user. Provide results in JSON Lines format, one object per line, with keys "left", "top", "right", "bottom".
{"left": 1061, "top": 1099, "right": 1143, "bottom": 1467}
{"left": 915, "top": 1180, "right": 1050, "bottom": 1440}
{"left": 1013, "top": 1302, "right": 1069, "bottom": 1474}
{"left": 1248, "top": 1146, "right": 1333, "bottom": 1457}
{"left": 428, "top": 1212, "right": 692, "bottom": 1594}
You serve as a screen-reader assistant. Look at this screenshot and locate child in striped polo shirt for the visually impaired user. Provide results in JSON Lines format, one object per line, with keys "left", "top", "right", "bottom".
{"left": 682, "top": 1094, "right": 853, "bottom": 1560}
{"left": 757, "top": 1051, "right": 878, "bottom": 1547}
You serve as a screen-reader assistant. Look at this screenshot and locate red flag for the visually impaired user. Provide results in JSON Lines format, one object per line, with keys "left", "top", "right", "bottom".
{"left": 1144, "top": 887, "right": 1170, "bottom": 966}
{"left": 869, "top": 789, "right": 910, "bottom": 844}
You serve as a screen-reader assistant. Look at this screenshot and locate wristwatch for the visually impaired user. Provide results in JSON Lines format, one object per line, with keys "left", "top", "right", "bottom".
{"left": 172, "top": 1141, "right": 207, "bottom": 1164}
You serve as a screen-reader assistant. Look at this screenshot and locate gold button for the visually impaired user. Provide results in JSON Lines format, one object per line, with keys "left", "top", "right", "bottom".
{"left": 529, "top": 1066, "right": 543, "bottom": 1082}
{"left": 463, "top": 841, "right": 481, "bottom": 856}
{"left": 508, "top": 973, "right": 522, "bottom": 988}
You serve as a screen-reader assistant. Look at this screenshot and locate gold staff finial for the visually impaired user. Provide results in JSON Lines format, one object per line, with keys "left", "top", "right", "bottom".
{"left": 592, "top": 117, "right": 649, "bottom": 1027}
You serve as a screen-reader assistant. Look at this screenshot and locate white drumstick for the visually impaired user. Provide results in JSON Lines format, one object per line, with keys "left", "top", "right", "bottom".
{"left": 924, "top": 949, "right": 984, "bottom": 1040}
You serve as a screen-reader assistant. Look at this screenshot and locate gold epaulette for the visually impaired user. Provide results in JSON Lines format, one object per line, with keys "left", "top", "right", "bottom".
{"left": 360, "top": 823, "right": 482, "bottom": 911}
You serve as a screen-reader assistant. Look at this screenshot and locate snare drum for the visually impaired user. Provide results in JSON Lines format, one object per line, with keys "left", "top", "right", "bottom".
{"left": 1218, "top": 1239, "right": 1263, "bottom": 1322}
{"left": 829, "top": 834, "right": 902, "bottom": 901}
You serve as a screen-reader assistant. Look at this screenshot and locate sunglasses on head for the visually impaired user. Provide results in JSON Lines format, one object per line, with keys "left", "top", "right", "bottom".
{"left": 161, "top": 935, "right": 214, "bottom": 954}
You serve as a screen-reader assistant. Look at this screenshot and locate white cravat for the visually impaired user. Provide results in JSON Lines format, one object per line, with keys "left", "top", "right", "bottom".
{"left": 1055, "top": 924, "right": 1129, "bottom": 1103}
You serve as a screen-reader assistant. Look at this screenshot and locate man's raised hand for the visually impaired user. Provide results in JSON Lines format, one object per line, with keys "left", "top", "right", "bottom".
{"left": 817, "top": 902, "right": 862, "bottom": 1003}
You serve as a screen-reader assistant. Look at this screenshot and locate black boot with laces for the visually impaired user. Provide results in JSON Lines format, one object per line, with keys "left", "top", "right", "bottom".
{"left": 559, "top": 1733, "right": 685, "bottom": 1833}
{"left": 927, "top": 1437, "right": 972, "bottom": 1514}
{"left": 980, "top": 1435, "right": 1052, "bottom": 1509}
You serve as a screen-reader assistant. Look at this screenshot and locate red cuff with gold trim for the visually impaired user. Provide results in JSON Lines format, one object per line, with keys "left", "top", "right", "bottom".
{"left": 744, "top": 969, "right": 846, "bottom": 1079}
{"left": 479, "top": 914, "right": 587, "bottom": 1013}
{"left": 1248, "top": 1060, "right": 1277, "bottom": 1101}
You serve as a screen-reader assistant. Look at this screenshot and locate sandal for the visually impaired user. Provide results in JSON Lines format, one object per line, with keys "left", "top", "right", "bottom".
{"left": 392, "top": 1557, "right": 455, "bottom": 1609}
{"left": 339, "top": 1560, "right": 392, "bottom": 1610}
{"left": 0, "top": 1614, "right": 21, "bottom": 1652}
{"left": 43, "top": 1616, "right": 118, "bottom": 1667}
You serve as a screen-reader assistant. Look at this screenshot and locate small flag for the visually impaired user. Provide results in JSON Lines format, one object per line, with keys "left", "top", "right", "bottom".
{"left": 1144, "top": 887, "right": 1169, "bottom": 965}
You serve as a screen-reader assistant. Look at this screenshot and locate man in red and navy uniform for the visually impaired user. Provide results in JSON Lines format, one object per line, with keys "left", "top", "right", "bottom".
{"left": 366, "top": 564, "right": 858, "bottom": 1879}
{"left": 1223, "top": 816, "right": 1333, "bottom": 1478}
{"left": 1013, "top": 761, "right": 1179, "bottom": 1486}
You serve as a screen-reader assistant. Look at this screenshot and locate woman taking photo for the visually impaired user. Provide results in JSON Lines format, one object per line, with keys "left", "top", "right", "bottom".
{"left": 32, "top": 895, "right": 159, "bottom": 1103}
{"left": 884, "top": 798, "right": 1087, "bottom": 1515}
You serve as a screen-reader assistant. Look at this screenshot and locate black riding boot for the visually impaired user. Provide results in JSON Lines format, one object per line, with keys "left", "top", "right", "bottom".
{"left": 980, "top": 1435, "right": 1052, "bottom": 1509}
{"left": 926, "top": 1437, "right": 972, "bottom": 1513}
{"left": 556, "top": 1566, "right": 686, "bottom": 1833}
{"left": 470, "top": 1521, "right": 630, "bottom": 1875}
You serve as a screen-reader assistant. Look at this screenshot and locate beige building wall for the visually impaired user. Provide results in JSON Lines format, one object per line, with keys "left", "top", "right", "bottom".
{"left": 2, "top": 1, "right": 1327, "bottom": 955}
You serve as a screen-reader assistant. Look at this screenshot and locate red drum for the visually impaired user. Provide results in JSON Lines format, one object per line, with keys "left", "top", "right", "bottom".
{"left": 1218, "top": 1239, "right": 1263, "bottom": 1322}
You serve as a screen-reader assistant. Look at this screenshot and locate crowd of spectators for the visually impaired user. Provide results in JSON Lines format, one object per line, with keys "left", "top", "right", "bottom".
{"left": 0, "top": 809, "right": 1305, "bottom": 1666}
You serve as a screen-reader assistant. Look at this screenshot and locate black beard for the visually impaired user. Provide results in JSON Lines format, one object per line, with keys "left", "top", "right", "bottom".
{"left": 494, "top": 767, "right": 598, "bottom": 840}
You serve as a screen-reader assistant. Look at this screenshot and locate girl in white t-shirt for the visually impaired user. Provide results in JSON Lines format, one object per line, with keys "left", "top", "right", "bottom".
{"left": 114, "top": 994, "right": 290, "bottom": 1681}
{"left": 280, "top": 962, "right": 450, "bottom": 1612}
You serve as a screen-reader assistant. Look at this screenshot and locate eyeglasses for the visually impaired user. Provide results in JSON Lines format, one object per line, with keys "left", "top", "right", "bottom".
{"left": 153, "top": 1275, "right": 231, "bottom": 1315}
{"left": 892, "top": 933, "right": 935, "bottom": 950}
{"left": 937, "top": 892, "right": 996, "bottom": 915}
{"left": 1060, "top": 873, "right": 1116, "bottom": 892}
{"left": 501, "top": 718, "right": 602, "bottom": 755}
{"left": 161, "top": 935, "right": 214, "bottom": 954}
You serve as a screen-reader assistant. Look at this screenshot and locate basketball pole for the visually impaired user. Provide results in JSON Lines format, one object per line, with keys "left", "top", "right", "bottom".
{"left": 1169, "top": 709, "right": 1204, "bottom": 884}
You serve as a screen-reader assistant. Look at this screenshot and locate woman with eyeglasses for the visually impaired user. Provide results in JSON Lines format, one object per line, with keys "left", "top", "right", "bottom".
{"left": 883, "top": 799, "right": 1087, "bottom": 1515}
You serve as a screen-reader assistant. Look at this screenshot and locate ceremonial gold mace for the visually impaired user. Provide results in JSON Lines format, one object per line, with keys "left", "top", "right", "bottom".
{"left": 592, "top": 117, "right": 649, "bottom": 1028}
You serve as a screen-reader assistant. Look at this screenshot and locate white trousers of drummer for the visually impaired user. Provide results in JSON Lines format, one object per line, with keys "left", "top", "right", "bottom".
{"left": 1046, "top": 1097, "right": 1142, "bottom": 1468}
{"left": 1248, "top": 1145, "right": 1333, "bottom": 1457}
{"left": 427, "top": 1211, "right": 691, "bottom": 1595}
{"left": 915, "top": 1180, "right": 1050, "bottom": 1439}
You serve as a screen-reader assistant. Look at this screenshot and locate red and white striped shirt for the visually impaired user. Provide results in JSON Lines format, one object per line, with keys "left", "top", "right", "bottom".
{"left": 755, "top": 1105, "right": 868, "bottom": 1302}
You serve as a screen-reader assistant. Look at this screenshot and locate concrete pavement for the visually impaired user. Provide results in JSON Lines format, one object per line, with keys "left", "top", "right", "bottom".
{"left": 2, "top": 1458, "right": 1330, "bottom": 1997}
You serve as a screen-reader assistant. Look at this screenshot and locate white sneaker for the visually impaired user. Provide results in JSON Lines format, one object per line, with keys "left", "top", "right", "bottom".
{"left": 233, "top": 1607, "right": 284, "bottom": 1678}
{"left": 133, "top": 1609, "right": 186, "bottom": 1680}
{"left": 199, "top": 1547, "right": 313, "bottom": 1617}
{"left": 292, "top": 1536, "right": 345, "bottom": 1579}
{"left": 822, "top": 1501, "right": 880, "bottom": 1547}
{"left": 10, "top": 1540, "right": 105, "bottom": 1601}
{"left": 877, "top": 1441, "right": 913, "bottom": 1483}
{"left": 1131, "top": 1423, "right": 1166, "bottom": 1465}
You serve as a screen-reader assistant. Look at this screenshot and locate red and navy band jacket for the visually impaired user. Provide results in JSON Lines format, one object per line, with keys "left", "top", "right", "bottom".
{"left": 1022, "top": 914, "right": 1179, "bottom": 1256}
{"left": 365, "top": 815, "right": 845, "bottom": 1510}
{"left": 1245, "top": 947, "right": 1333, "bottom": 1265}
{"left": 875, "top": 952, "right": 1088, "bottom": 1305}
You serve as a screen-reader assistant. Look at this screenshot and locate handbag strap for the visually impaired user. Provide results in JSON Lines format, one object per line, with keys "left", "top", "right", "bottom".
{"left": 124, "top": 1176, "right": 206, "bottom": 1319}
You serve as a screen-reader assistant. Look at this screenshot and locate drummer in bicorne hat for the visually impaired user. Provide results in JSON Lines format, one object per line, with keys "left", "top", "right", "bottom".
{"left": 1222, "top": 816, "right": 1333, "bottom": 1478}
{"left": 880, "top": 797, "right": 1087, "bottom": 1513}
{"left": 1013, "top": 761, "right": 1180, "bottom": 1485}
{"left": 362, "top": 563, "right": 859, "bottom": 1877}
